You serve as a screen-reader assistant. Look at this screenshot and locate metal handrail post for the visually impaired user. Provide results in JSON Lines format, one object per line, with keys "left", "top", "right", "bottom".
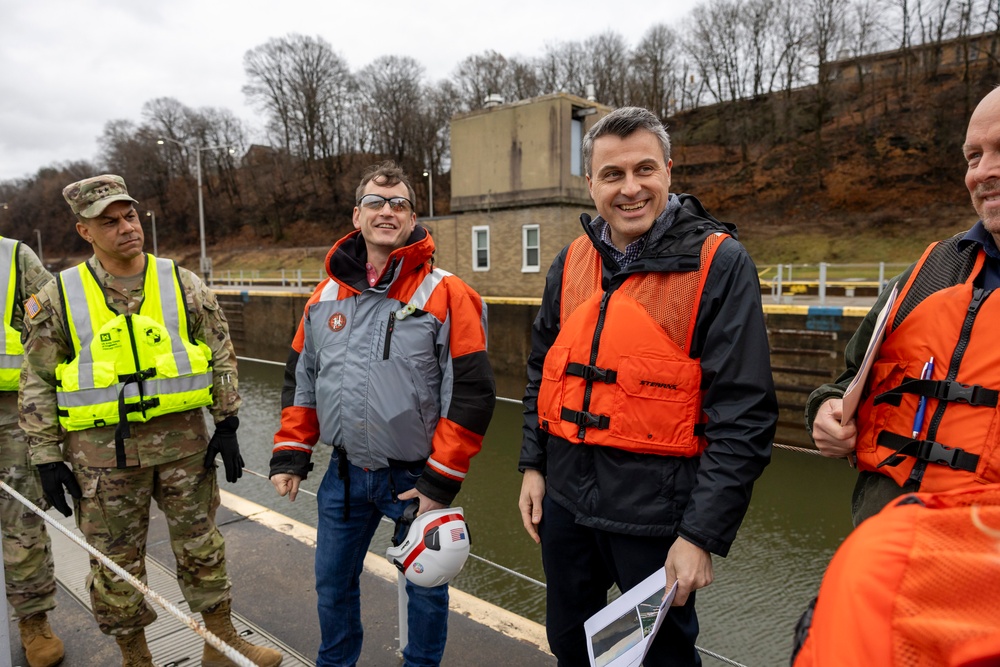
{"left": 879, "top": 262, "right": 886, "bottom": 293}
{"left": 397, "top": 573, "right": 408, "bottom": 654}
{"left": 819, "top": 262, "right": 827, "bottom": 305}
{"left": 775, "top": 265, "right": 783, "bottom": 303}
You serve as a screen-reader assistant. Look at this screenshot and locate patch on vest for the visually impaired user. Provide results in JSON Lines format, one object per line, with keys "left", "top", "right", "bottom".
{"left": 328, "top": 312, "right": 347, "bottom": 332}
{"left": 25, "top": 295, "right": 41, "bottom": 319}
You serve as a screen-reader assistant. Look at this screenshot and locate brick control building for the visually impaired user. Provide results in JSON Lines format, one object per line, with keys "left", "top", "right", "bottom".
{"left": 424, "top": 93, "right": 611, "bottom": 298}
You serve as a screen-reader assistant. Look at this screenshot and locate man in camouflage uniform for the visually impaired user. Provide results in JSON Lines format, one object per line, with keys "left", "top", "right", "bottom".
{"left": 0, "top": 237, "right": 63, "bottom": 667}
{"left": 19, "top": 175, "right": 281, "bottom": 667}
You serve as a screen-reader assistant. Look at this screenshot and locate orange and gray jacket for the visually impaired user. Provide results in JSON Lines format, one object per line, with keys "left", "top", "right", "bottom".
{"left": 520, "top": 194, "right": 776, "bottom": 554}
{"left": 855, "top": 235, "right": 1000, "bottom": 492}
{"left": 270, "top": 226, "right": 496, "bottom": 505}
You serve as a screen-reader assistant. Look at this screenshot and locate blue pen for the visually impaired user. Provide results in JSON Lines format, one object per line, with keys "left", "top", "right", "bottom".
{"left": 911, "top": 357, "right": 935, "bottom": 438}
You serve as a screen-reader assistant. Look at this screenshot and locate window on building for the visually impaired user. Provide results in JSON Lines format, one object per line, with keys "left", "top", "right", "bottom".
{"left": 522, "top": 225, "right": 540, "bottom": 273}
{"left": 472, "top": 226, "right": 490, "bottom": 271}
{"left": 571, "top": 118, "right": 583, "bottom": 176}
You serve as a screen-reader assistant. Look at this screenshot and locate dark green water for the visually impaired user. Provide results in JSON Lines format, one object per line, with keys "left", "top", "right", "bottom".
{"left": 229, "top": 358, "right": 856, "bottom": 666}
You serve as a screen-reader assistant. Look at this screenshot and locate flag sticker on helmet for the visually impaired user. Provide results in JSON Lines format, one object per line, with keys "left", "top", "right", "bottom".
{"left": 386, "top": 507, "right": 470, "bottom": 588}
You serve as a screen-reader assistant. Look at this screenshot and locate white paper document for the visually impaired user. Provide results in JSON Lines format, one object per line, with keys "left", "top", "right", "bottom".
{"left": 585, "top": 569, "right": 679, "bottom": 667}
{"left": 840, "top": 283, "right": 898, "bottom": 426}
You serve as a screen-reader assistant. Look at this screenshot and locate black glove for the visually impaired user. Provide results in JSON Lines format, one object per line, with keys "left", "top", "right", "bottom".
{"left": 36, "top": 462, "right": 82, "bottom": 517}
{"left": 205, "top": 415, "right": 244, "bottom": 483}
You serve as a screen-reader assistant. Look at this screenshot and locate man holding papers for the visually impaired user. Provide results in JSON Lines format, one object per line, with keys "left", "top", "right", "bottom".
{"left": 807, "top": 86, "right": 1000, "bottom": 526}
{"left": 518, "top": 107, "right": 776, "bottom": 666}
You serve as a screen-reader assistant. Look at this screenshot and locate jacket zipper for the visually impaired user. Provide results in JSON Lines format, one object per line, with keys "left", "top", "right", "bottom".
{"left": 383, "top": 312, "right": 395, "bottom": 360}
{"left": 578, "top": 291, "right": 613, "bottom": 440}
{"left": 916, "top": 287, "right": 990, "bottom": 483}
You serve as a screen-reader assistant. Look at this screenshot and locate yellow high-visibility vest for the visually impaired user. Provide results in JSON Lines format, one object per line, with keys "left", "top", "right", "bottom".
{"left": 55, "top": 256, "right": 213, "bottom": 448}
{"left": 0, "top": 237, "right": 23, "bottom": 391}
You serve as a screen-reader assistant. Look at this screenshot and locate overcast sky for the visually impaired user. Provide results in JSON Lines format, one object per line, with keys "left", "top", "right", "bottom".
{"left": 0, "top": 0, "right": 700, "bottom": 183}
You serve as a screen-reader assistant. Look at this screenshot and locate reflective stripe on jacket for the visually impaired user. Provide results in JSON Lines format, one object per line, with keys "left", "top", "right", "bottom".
{"left": 536, "top": 232, "right": 726, "bottom": 456}
{"left": 55, "top": 257, "right": 213, "bottom": 457}
{"left": 0, "top": 237, "right": 23, "bottom": 390}
{"left": 856, "top": 240, "right": 1000, "bottom": 491}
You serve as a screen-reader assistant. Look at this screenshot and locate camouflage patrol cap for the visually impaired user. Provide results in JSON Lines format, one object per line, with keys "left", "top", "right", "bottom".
{"left": 62, "top": 174, "right": 137, "bottom": 218}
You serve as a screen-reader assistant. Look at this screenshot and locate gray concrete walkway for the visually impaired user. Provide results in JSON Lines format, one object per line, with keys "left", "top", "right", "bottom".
{"left": 8, "top": 493, "right": 554, "bottom": 666}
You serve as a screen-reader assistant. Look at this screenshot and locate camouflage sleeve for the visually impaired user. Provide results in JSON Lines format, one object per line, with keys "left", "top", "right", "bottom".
{"left": 14, "top": 243, "right": 53, "bottom": 334}
{"left": 179, "top": 268, "right": 241, "bottom": 421}
{"left": 19, "top": 280, "right": 68, "bottom": 465}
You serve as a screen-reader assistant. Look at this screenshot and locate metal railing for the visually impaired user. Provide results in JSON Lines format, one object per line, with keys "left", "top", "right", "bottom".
{"left": 207, "top": 268, "right": 327, "bottom": 289}
{"left": 758, "top": 262, "right": 910, "bottom": 304}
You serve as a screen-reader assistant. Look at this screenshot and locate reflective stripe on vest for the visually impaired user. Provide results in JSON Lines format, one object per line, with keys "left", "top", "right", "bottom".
{"left": 537, "top": 232, "right": 727, "bottom": 456}
{"left": 856, "top": 243, "right": 1000, "bottom": 491}
{"left": 55, "top": 257, "right": 213, "bottom": 461}
{"left": 0, "top": 238, "right": 23, "bottom": 391}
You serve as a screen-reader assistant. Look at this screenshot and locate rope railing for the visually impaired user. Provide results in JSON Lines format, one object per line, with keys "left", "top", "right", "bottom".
{"left": 242, "top": 464, "right": 753, "bottom": 666}
{"left": 238, "top": 355, "right": 831, "bottom": 666}
{"left": 0, "top": 480, "right": 257, "bottom": 667}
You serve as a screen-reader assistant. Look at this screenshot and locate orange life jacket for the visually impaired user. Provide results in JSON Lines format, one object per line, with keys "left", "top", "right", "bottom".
{"left": 792, "top": 484, "right": 1000, "bottom": 667}
{"left": 855, "top": 242, "right": 1000, "bottom": 491}
{"left": 536, "top": 232, "right": 727, "bottom": 456}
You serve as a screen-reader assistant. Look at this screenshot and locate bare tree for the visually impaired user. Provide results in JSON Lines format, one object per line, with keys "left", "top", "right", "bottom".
{"left": 684, "top": 0, "right": 751, "bottom": 104}
{"left": 357, "top": 55, "right": 427, "bottom": 165}
{"left": 453, "top": 50, "right": 515, "bottom": 109}
{"left": 628, "top": 24, "right": 681, "bottom": 116}
{"left": 589, "top": 30, "right": 631, "bottom": 106}
{"left": 243, "top": 34, "right": 354, "bottom": 162}
{"left": 538, "top": 40, "right": 590, "bottom": 98}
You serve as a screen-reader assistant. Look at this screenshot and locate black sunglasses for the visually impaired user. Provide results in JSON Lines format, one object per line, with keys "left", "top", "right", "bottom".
{"left": 358, "top": 194, "right": 413, "bottom": 213}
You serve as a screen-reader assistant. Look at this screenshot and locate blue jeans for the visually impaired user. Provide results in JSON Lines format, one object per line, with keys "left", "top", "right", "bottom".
{"left": 315, "top": 460, "right": 450, "bottom": 667}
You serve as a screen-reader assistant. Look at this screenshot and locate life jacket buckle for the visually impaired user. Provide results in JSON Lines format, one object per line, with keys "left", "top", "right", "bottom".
{"left": 934, "top": 380, "right": 998, "bottom": 407}
{"left": 566, "top": 362, "right": 617, "bottom": 384}
{"left": 560, "top": 407, "right": 610, "bottom": 429}
{"left": 915, "top": 440, "right": 970, "bottom": 470}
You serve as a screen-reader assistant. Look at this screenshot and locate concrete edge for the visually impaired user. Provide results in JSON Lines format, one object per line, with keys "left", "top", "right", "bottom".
{"left": 219, "top": 491, "right": 552, "bottom": 656}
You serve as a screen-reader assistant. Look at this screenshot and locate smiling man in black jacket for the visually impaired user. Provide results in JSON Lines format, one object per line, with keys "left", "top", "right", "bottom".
{"left": 518, "top": 106, "right": 777, "bottom": 666}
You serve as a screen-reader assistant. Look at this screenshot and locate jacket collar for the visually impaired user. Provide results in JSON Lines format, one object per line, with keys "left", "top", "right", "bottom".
{"left": 581, "top": 193, "right": 736, "bottom": 274}
{"left": 326, "top": 225, "right": 434, "bottom": 293}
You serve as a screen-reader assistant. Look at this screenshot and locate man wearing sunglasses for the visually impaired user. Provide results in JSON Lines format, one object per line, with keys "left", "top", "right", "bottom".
{"left": 270, "top": 161, "right": 496, "bottom": 667}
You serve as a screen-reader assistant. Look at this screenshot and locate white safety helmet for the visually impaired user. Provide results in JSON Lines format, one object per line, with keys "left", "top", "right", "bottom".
{"left": 385, "top": 506, "right": 471, "bottom": 588}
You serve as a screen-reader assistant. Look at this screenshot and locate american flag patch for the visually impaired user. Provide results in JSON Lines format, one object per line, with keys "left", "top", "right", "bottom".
{"left": 450, "top": 527, "right": 466, "bottom": 542}
{"left": 25, "top": 295, "right": 41, "bottom": 319}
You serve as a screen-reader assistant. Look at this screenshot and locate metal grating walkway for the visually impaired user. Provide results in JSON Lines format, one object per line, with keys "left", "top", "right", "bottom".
{"left": 48, "top": 512, "right": 314, "bottom": 667}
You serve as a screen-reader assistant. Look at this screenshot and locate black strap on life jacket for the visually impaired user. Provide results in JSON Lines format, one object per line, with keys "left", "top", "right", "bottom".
{"left": 566, "top": 362, "right": 617, "bottom": 384}
{"left": 874, "top": 377, "right": 999, "bottom": 408}
{"left": 875, "top": 431, "right": 980, "bottom": 472}
{"left": 560, "top": 407, "right": 611, "bottom": 430}
{"left": 112, "top": 368, "right": 159, "bottom": 468}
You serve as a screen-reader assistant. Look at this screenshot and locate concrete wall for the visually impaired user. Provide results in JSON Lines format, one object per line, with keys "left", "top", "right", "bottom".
{"left": 450, "top": 94, "right": 609, "bottom": 212}
{"left": 219, "top": 290, "right": 864, "bottom": 448}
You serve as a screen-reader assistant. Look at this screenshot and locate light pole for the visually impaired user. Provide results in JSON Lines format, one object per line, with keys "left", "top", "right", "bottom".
{"left": 33, "top": 229, "right": 42, "bottom": 265}
{"left": 145, "top": 211, "right": 158, "bottom": 256}
{"left": 422, "top": 169, "right": 434, "bottom": 218}
{"left": 157, "top": 137, "right": 234, "bottom": 278}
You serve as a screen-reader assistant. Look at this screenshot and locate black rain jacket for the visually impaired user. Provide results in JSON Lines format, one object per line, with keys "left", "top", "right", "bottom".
{"left": 518, "top": 194, "right": 777, "bottom": 556}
